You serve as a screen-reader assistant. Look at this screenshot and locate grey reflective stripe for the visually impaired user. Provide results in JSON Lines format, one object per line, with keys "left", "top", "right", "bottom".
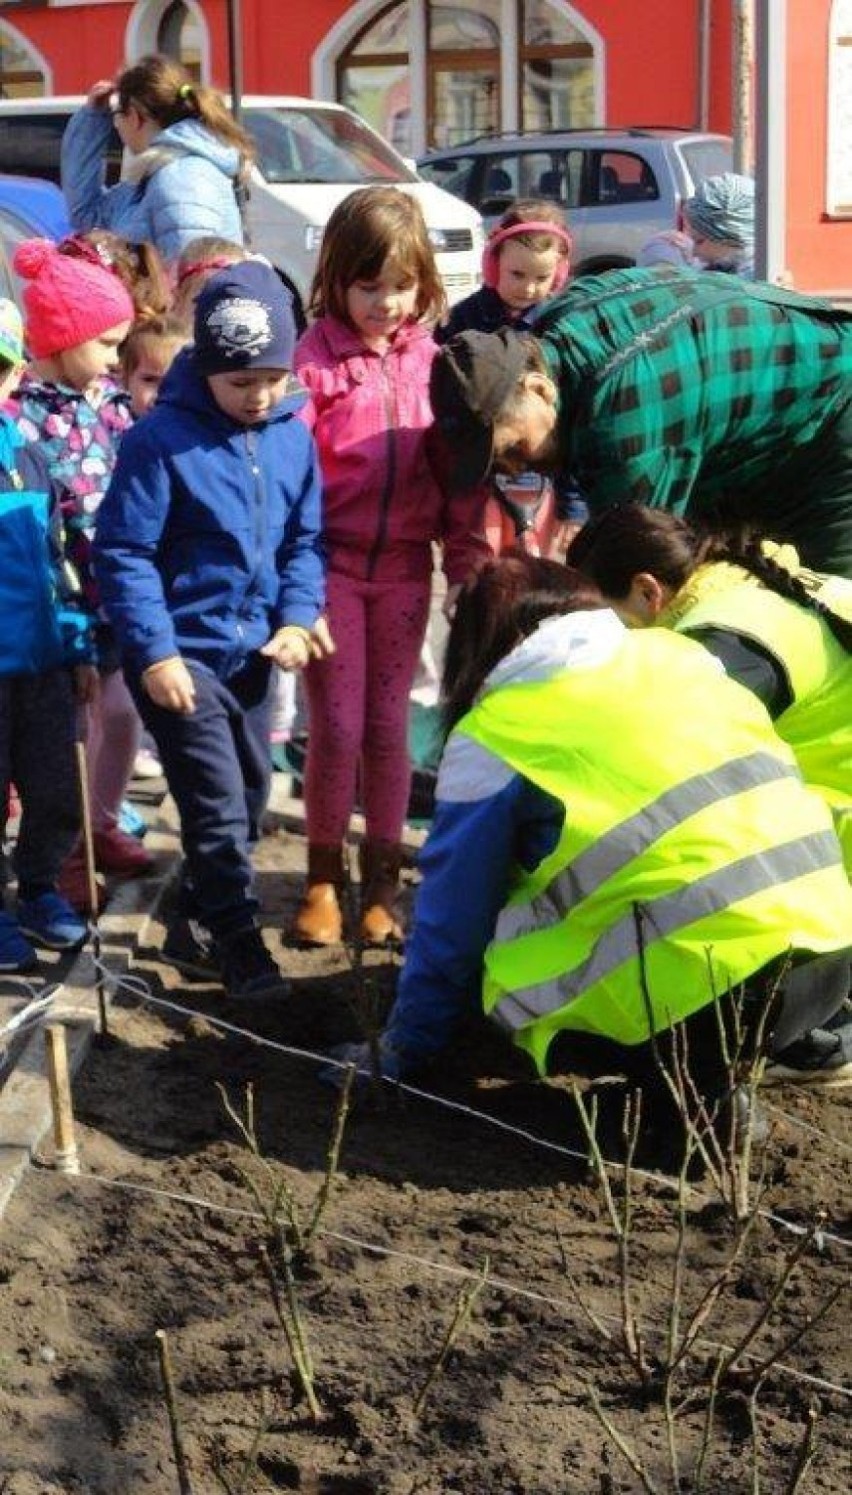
{"left": 497, "top": 751, "right": 798, "bottom": 944}
{"left": 494, "top": 828, "right": 841, "bottom": 1030}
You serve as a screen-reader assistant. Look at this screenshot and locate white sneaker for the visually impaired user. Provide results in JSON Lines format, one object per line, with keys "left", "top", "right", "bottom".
{"left": 133, "top": 747, "right": 163, "bottom": 780}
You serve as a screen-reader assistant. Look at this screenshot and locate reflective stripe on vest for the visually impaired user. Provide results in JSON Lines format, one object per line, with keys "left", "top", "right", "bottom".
{"left": 492, "top": 827, "right": 840, "bottom": 1032}
{"left": 497, "top": 749, "right": 799, "bottom": 943}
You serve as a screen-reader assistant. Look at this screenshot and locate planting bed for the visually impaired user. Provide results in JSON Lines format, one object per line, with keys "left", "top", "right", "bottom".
{"left": 0, "top": 824, "right": 850, "bottom": 1493}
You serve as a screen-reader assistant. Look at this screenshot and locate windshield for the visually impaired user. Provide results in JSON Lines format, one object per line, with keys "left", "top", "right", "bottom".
{"left": 680, "top": 140, "right": 734, "bottom": 193}
{"left": 245, "top": 106, "right": 416, "bottom": 186}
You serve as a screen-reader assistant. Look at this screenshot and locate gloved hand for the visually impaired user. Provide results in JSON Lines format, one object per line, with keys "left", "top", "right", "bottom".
{"left": 319, "top": 1036, "right": 407, "bottom": 1091}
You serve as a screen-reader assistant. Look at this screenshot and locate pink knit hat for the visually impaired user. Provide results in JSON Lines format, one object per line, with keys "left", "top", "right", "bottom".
{"left": 14, "top": 238, "right": 135, "bottom": 359}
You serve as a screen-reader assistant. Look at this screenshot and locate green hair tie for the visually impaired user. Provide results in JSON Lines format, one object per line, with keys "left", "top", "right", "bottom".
{"left": 178, "top": 83, "right": 194, "bottom": 102}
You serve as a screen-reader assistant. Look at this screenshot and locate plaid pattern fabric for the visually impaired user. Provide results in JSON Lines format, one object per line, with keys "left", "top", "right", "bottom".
{"left": 537, "top": 267, "right": 852, "bottom": 514}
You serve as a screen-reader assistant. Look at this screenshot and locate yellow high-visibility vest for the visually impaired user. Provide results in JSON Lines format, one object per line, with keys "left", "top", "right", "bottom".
{"left": 672, "top": 563, "right": 852, "bottom": 873}
{"left": 461, "top": 627, "right": 852, "bottom": 1073}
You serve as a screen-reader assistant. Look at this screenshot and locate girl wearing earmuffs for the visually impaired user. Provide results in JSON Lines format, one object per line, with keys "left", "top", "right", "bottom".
{"left": 436, "top": 201, "right": 586, "bottom": 557}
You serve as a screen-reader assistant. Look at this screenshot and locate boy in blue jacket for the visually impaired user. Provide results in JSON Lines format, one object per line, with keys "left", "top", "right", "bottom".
{"left": 0, "top": 300, "right": 95, "bottom": 970}
{"left": 95, "top": 262, "right": 326, "bottom": 1000}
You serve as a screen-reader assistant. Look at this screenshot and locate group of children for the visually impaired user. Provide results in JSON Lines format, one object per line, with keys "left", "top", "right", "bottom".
{"left": 0, "top": 185, "right": 581, "bottom": 997}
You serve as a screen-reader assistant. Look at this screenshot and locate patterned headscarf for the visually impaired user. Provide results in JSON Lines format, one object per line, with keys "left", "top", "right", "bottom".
{"left": 684, "top": 173, "right": 755, "bottom": 250}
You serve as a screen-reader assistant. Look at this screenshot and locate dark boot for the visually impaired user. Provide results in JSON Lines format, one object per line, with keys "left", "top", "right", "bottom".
{"left": 359, "top": 840, "right": 403, "bottom": 945}
{"left": 293, "top": 842, "right": 345, "bottom": 946}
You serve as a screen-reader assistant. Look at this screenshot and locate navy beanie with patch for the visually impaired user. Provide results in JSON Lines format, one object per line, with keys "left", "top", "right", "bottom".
{"left": 193, "top": 259, "right": 296, "bottom": 375}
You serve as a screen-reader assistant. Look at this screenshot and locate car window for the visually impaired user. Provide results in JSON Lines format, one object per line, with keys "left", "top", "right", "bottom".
{"left": 679, "top": 140, "right": 734, "bottom": 192}
{"left": 417, "top": 154, "right": 478, "bottom": 201}
{"left": 0, "top": 114, "right": 123, "bottom": 187}
{"left": 245, "top": 107, "right": 412, "bottom": 186}
{"left": 588, "top": 151, "right": 659, "bottom": 206}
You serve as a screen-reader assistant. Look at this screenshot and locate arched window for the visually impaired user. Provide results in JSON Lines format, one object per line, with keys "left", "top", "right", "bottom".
{"left": 335, "top": 0, "right": 598, "bottom": 156}
{"left": 157, "top": 0, "right": 203, "bottom": 80}
{"left": 0, "top": 21, "right": 49, "bottom": 98}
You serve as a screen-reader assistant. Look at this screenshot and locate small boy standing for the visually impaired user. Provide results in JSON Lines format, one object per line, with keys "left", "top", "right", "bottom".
{"left": 95, "top": 262, "right": 325, "bottom": 1000}
{"left": 0, "top": 300, "right": 94, "bottom": 969}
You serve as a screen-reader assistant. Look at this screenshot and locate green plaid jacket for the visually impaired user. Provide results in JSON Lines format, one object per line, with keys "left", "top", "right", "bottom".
{"left": 536, "top": 267, "right": 852, "bottom": 529}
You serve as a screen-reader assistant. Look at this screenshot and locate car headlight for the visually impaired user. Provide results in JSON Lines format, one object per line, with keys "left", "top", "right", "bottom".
{"left": 304, "top": 225, "right": 325, "bottom": 252}
{"left": 428, "top": 227, "right": 448, "bottom": 252}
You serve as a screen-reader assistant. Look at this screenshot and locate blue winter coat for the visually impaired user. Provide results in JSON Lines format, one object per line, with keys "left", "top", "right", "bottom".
{"left": 61, "top": 106, "right": 244, "bottom": 261}
{"left": 0, "top": 414, "right": 93, "bottom": 676}
{"left": 93, "top": 350, "right": 325, "bottom": 679}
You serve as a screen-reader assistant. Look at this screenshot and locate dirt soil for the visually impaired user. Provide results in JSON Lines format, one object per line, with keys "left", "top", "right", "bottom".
{"left": 0, "top": 809, "right": 850, "bottom": 1494}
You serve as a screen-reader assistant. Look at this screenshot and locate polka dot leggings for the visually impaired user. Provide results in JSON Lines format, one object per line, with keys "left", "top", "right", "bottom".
{"left": 303, "top": 571, "right": 432, "bottom": 845}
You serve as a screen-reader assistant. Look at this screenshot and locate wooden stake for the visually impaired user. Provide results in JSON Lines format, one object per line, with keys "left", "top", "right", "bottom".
{"left": 155, "top": 1329, "right": 194, "bottom": 1495}
{"left": 75, "top": 739, "right": 108, "bottom": 1036}
{"left": 45, "top": 1024, "right": 79, "bottom": 1175}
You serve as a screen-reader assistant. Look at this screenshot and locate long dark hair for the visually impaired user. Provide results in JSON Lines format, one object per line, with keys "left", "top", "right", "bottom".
{"left": 566, "top": 504, "right": 852, "bottom": 654}
{"left": 442, "top": 553, "right": 605, "bottom": 732}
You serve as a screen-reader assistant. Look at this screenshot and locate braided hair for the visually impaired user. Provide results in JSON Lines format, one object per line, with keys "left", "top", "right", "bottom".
{"left": 566, "top": 503, "right": 852, "bottom": 654}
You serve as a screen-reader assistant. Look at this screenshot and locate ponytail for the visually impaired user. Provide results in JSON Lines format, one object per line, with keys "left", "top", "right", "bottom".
{"left": 700, "top": 530, "right": 852, "bottom": 655}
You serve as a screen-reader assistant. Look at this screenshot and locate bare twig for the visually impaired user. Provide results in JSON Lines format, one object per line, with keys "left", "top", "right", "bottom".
{"left": 584, "top": 1380, "right": 660, "bottom": 1495}
{"left": 784, "top": 1406, "right": 818, "bottom": 1495}
{"left": 258, "top": 1243, "right": 321, "bottom": 1422}
{"left": 304, "top": 1063, "right": 355, "bottom": 1245}
{"left": 413, "top": 1255, "right": 489, "bottom": 1416}
{"left": 154, "top": 1329, "right": 194, "bottom": 1495}
{"left": 210, "top": 1389, "right": 272, "bottom": 1494}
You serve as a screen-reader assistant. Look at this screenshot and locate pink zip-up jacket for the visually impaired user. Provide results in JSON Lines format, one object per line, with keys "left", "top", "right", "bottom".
{"left": 294, "top": 313, "right": 487, "bottom": 584}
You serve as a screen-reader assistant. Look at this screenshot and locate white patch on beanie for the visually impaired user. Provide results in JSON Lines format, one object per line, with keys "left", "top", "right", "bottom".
{"left": 204, "top": 296, "right": 273, "bottom": 360}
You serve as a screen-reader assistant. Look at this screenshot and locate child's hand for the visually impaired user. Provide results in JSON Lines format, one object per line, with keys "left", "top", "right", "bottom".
{"left": 261, "top": 625, "right": 312, "bottom": 671}
{"left": 309, "top": 616, "right": 336, "bottom": 659}
{"left": 73, "top": 664, "right": 99, "bottom": 705}
{"left": 143, "top": 656, "right": 196, "bottom": 713}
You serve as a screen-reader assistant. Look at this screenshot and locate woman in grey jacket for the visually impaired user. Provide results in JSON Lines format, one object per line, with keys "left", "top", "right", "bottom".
{"left": 62, "top": 54, "right": 254, "bottom": 263}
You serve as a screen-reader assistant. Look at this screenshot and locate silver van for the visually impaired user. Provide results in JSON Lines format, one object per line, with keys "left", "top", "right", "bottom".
{"left": 417, "top": 127, "right": 733, "bottom": 275}
{"left": 0, "top": 95, "right": 484, "bottom": 320}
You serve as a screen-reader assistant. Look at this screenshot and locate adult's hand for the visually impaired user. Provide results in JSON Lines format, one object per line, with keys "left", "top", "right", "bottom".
{"left": 86, "top": 79, "right": 116, "bottom": 111}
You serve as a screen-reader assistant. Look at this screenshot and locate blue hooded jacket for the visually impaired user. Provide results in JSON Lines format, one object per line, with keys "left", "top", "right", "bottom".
{"left": 93, "top": 350, "right": 324, "bottom": 679}
{"left": 0, "top": 413, "right": 93, "bottom": 676}
{"left": 62, "top": 106, "right": 244, "bottom": 261}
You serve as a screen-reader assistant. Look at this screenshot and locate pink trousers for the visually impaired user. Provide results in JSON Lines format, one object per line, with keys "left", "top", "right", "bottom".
{"left": 304, "top": 571, "right": 431, "bottom": 845}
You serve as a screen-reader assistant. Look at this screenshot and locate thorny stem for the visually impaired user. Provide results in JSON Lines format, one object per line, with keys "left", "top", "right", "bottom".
{"left": 584, "top": 1380, "right": 660, "bottom": 1495}
{"left": 413, "top": 1256, "right": 490, "bottom": 1416}
{"left": 717, "top": 1217, "right": 824, "bottom": 1382}
{"left": 217, "top": 1083, "right": 305, "bottom": 1252}
{"left": 784, "top": 1406, "right": 818, "bottom": 1495}
{"left": 304, "top": 1063, "right": 355, "bottom": 1245}
{"left": 692, "top": 1350, "right": 726, "bottom": 1493}
{"left": 571, "top": 1083, "right": 653, "bottom": 1393}
{"left": 745, "top": 1275, "right": 849, "bottom": 1388}
{"left": 258, "top": 1243, "right": 321, "bottom": 1423}
{"left": 154, "top": 1328, "right": 194, "bottom": 1495}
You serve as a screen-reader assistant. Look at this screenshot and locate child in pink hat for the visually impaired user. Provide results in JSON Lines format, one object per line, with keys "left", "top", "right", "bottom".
{"left": 5, "top": 238, "right": 151, "bottom": 912}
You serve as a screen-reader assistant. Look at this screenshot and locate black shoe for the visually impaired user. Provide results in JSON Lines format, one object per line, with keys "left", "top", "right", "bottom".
{"left": 220, "top": 927, "right": 289, "bottom": 1001}
{"left": 762, "top": 1023, "right": 852, "bottom": 1089}
{"left": 161, "top": 917, "right": 221, "bottom": 980}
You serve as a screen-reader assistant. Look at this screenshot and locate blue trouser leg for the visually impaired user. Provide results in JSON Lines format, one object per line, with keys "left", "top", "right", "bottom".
{"left": 131, "top": 656, "right": 272, "bottom": 941}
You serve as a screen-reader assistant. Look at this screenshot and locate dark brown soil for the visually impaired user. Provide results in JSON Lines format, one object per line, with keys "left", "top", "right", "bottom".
{"left": 0, "top": 819, "right": 850, "bottom": 1494}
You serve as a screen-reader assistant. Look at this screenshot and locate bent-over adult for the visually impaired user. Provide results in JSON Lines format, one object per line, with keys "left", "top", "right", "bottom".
{"left": 429, "top": 267, "right": 852, "bottom": 575}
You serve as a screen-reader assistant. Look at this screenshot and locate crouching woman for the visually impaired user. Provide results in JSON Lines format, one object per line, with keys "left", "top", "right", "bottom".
{"left": 356, "top": 555, "right": 852, "bottom": 1117}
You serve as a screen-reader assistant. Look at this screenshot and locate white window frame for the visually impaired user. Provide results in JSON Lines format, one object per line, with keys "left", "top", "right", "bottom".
{"left": 0, "top": 16, "right": 52, "bottom": 92}
{"left": 125, "top": 0, "right": 211, "bottom": 80}
{"left": 312, "top": 0, "right": 604, "bottom": 157}
{"left": 827, "top": 0, "right": 852, "bottom": 216}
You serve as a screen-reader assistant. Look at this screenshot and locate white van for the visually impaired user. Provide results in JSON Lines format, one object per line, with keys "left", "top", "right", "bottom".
{"left": 0, "top": 95, "right": 484, "bottom": 321}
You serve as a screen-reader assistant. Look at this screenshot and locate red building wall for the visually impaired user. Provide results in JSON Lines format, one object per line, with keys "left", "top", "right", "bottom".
{"left": 785, "top": 0, "right": 852, "bottom": 294}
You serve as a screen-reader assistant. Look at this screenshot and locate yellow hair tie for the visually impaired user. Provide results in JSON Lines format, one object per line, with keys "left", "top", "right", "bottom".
{"left": 178, "top": 83, "right": 194, "bottom": 102}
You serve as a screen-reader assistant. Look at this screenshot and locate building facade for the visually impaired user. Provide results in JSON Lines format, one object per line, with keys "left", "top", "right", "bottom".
{"left": 1, "top": 0, "right": 850, "bottom": 293}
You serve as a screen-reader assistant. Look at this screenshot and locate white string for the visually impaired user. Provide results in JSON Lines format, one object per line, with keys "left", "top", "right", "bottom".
{"left": 92, "top": 959, "right": 852, "bottom": 1254}
{"left": 42, "top": 1164, "right": 852, "bottom": 1405}
{"left": 0, "top": 985, "right": 59, "bottom": 1047}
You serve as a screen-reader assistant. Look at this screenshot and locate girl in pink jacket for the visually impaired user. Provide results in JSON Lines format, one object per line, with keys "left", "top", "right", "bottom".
{"left": 293, "top": 186, "right": 487, "bottom": 947}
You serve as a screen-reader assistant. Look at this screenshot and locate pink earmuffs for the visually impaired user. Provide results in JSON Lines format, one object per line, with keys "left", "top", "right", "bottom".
{"left": 482, "top": 220, "right": 574, "bottom": 291}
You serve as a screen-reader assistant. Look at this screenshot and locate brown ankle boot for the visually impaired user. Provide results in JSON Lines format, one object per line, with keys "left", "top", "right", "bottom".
{"left": 359, "top": 840, "right": 403, "bottom": 945}
{"left": 293, "top": 843, "right": 345, "bottom": 946}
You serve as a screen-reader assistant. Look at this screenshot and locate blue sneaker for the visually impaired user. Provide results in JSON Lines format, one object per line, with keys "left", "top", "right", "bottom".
{"left": 17, "top": 891, "right": 88, "bottom": 952}
{"left": 0, "top": 910, "right": 38, "bottom": 972}
{"left": 118, "top": 799, "right": 148, "bottom": 840}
